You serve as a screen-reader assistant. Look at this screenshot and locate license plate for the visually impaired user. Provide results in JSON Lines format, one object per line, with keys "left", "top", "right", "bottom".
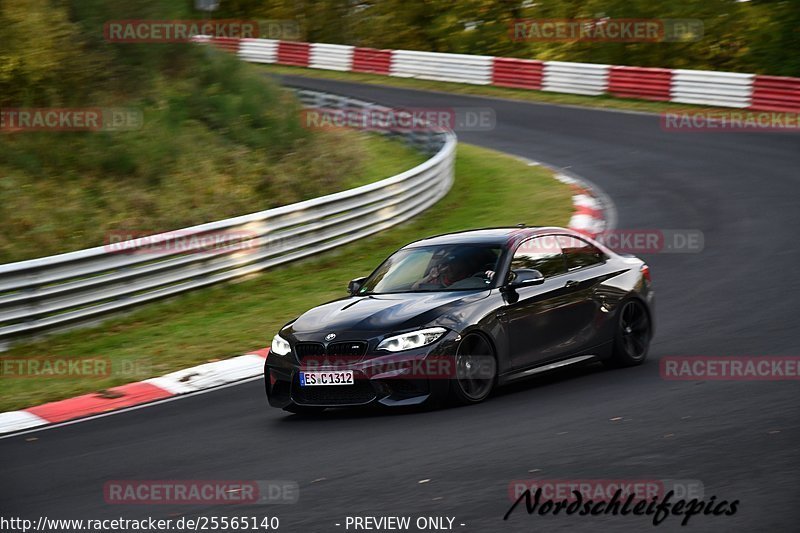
{"left": 299, "top": 370, "right": 354, "bottom": 386}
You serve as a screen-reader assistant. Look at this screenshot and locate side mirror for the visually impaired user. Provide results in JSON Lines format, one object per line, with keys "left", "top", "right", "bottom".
{"left": 506, "top": 269, "right": 545, "bottom": 289}
{"left": 347, "top": 276, "right": 368, "bottom": 295}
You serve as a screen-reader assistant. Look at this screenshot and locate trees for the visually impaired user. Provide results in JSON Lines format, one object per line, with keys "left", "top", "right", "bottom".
{"left": 0, "top": 0, "right": 100, "bottom": 106}
{"left": 216, "top": 0, "right": 799, "bottom": 76}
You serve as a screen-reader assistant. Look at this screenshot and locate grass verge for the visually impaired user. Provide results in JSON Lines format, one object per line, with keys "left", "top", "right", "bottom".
{"left": 259, "top": 64, "right": 729, "bottom": 115}
{"left": 0, "top": 130, "right": 426, "bottom": 263}
{"left": 0, "top": 144, "right": 573, "bottom": 411}
{"left": 0, "top": 117, "right": 426, "bottom": 264}
{"left": 1, "top": 1, "right": 429, "bottom": 264}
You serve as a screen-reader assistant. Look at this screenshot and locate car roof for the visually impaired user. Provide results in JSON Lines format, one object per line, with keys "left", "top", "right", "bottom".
{"left": 403, "top": 226, "right": 581, "bottom": 248}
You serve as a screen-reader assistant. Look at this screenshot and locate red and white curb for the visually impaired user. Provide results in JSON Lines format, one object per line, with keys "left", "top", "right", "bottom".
{"left": 555, "top": 172, "right": 611, "bottom": 238}
{"left": 524, "top": 160, "right": 614, "bottom": 238}
{"left": 0, "top": 348, "right": 269, "bottom": 435}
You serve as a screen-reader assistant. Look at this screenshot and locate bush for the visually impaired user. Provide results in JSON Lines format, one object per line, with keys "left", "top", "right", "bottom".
{"left": 0, "top": 0, "right": 426, "bottom": 263}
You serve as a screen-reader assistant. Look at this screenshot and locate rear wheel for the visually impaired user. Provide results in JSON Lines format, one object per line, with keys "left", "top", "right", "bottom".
{"left": 604, "top": 299, "right": 652, "bottom": 368}
{"left": 450, "top": 333, "right": 497, "bottom": 404}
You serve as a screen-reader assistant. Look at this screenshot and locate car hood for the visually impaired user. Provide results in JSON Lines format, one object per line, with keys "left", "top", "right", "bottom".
{"left": 286, "top": 291, "right": 489, "bottom": 339}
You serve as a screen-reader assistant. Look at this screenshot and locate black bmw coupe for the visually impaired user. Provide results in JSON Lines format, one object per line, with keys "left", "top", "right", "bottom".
{"left": 265, "top": 226, "right": 654, "bottom": 413}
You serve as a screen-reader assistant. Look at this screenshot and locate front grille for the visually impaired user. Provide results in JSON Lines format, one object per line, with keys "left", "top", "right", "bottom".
{"left": 293, "top": 341, "right": 367, "bottom": 363}
{"left": 326, "top": 341, "right": 367, "bottom": 357}
{"left": 291, "top": 374, "right": 376, "bottom": 405}
{"left": 294, "top": 342, "right": 325, "bottom": 362}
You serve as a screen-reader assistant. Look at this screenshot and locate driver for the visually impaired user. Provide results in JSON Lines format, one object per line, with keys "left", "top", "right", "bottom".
{"left": 412, "top": 256, "right": 469, "bottom": 289}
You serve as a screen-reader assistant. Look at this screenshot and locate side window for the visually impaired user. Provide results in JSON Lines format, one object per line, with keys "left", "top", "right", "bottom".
{"left": 557, "top": 235, "right": 605, "bottom": 270}
{"left": 510, "top": 236, "right": 566, "bottom": 278}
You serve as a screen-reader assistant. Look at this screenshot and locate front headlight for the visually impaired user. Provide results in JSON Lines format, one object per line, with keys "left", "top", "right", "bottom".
{"left": 377, "top": 327, "right": 447, "bottom": 352}
{"left": 271, "top": 334, "right": 291, "bottom": 356}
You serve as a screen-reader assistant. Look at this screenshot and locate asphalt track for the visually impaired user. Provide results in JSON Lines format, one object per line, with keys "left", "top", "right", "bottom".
{"left": 2, "top": 76, "right": 799, "bottom": 532}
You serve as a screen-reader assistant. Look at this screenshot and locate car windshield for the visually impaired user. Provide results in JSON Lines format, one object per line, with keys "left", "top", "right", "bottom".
{"left": 359, "top": 244, "right": 503, "bottom": 294}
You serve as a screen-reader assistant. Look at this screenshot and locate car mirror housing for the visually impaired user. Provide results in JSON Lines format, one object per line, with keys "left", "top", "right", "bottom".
{"left": 506, "top": 269, "right": 545, "bottom": 289}
{"left": 347, "top": 276, "right": 368, "bottom": 295}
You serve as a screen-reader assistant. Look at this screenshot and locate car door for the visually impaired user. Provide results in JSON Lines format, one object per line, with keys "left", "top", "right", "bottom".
{"left": 555, "top": 234, "right": 613, "bottom": 354}
{"left": 502, "top": 235, "right": 585, "bottom": 369}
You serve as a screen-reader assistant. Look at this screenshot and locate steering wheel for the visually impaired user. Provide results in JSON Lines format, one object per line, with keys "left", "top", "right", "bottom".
{"left": 470, "top": 263, "right": 497, "bottom": 279}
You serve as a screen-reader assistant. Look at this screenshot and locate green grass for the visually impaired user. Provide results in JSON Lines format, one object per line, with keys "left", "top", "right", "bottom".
{"left": 260, "top": 64, "right": 732, "bottom": 115}
{"left": 338, "top": 133, "right": 427, "bottom": 190}
{"left": 0, "top": 131, "right": 425, "bottom": 263}
{"left": 1, "top": 2, "right": 428, "bottom": 264}
{"left": 0, "top": 143, "right": 573, "bottom": 411}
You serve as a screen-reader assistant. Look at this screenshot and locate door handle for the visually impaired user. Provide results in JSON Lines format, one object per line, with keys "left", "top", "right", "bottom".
{"left": 564, "top": 279, "right": 579, "bottom": 288}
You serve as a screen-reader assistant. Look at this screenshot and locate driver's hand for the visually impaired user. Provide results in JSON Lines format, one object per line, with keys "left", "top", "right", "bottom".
{"left": 429, "top": 264, "right": 448, "bottom": 280}
{"left": 485, "top": 270, "right": 495, "bottom": 280}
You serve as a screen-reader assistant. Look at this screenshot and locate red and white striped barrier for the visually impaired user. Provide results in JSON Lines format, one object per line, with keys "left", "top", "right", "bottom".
{"left": 391, "top": 50, "right": 494, "bottom": 85}
{"left": 671, "top": 69, "right": 753, "bottom": 108}
{"left": 542, "top": 61, "right": 610, "bottom": 96}
{"left": 608, "top": 66, "right": 672, "bottom": 101}
{"left": 751, "top": 75, "right": 800, "bottom": 112}
{"left": 353, "top": 47, "right": 393, "bottom": 75}
{"left": 277, "top": 40, "right": 311, "bottom": 67}
{"left": 209, "top": 37, "right": 800, "bottom": 113}
{"left": 310, "top": 43, "right": 354, "bottom": 71}
{"left": 492, "top": 58, "right": 544, "bottom": 90}
{"left": 238, "top": 38, "right": 278, "bottom": 64}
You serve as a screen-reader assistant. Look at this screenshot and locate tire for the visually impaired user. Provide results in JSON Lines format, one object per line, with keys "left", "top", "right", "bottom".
{"left": 449, "top": 333, "right": 497, "bottom": 405}
{"left": 604, "top": 299, "right": 652, "bottom": 368}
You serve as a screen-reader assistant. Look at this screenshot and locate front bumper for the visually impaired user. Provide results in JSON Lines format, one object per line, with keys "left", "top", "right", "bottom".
{"left": 264, "top": 334, "right": 459, "bottom": 409}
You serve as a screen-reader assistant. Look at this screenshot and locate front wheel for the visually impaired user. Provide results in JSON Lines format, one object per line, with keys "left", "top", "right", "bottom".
{"left": 604, "top": 299, "right": 652, "bottom": 368}
{"left": 449, "top": 333, "right": 497, "bottom": 404}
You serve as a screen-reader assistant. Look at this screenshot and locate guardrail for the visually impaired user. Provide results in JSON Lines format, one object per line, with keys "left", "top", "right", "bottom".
{"left": 238, "top": 38, "right": 278, "bottom": 64}
{"left": 218, "top": 36, "right": 800, "bottom": 112}
{"left": 751, "top": 75, "right": 800, "bottom": 112}
{"left": 541, "top": 61, "right": 610, "bottom": 96}
{"left": 391, "top": 50, "right": 494, "bottom": 85}
{"left": 310, "top": 43, "right": 354, "bottom": 71}
{"left": 0, "top": 90, "right": 457, "bottom": 350}
{"left": 608, "top": 66, "right": 672, "bottom": 101}
{"left": 492, "top": 58, "right": 543, "bottom": 90}
{"left": 671, "top": 70, "right": 754, "bottom": 108}
{"left": 277, "top": 41, "right": 311, "bottom": 66}
{"left": 353, "top": 47, "right": 393, "bottom": 75}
